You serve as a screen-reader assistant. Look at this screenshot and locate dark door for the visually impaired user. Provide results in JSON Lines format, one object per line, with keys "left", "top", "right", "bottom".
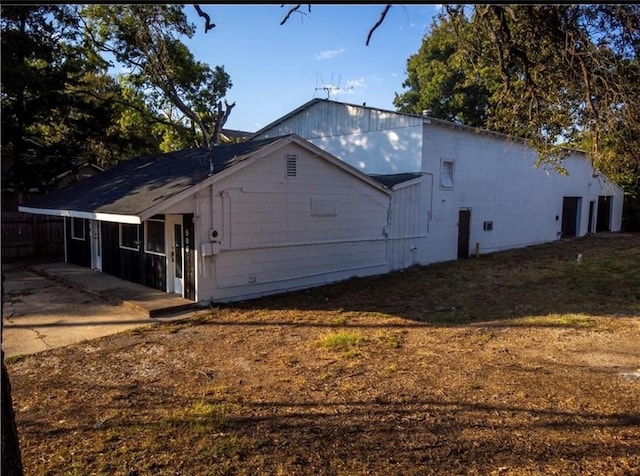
{"left": 596, "top": 195, "right": 612, "bottom": 232}
{"left": 457, "top": 209, "right": 471, "bottom": 259}
{"left": 588, "top": 200, "right": 595, "bottom": 234}
{"left": 561, "top": 197, "right": 580, "bottom": 238}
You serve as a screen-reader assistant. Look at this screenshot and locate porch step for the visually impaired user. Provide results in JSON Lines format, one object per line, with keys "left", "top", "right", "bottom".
{"left": 31, "top": 263, "right": 200, "bottom": 319}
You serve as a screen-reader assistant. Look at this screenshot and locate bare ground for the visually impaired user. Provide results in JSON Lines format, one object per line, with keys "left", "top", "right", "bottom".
{"left": 6, "top": 233, "right": 640, "bottom": 476}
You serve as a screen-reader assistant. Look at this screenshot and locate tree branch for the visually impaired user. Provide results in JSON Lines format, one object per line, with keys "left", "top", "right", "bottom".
{"left": 212, "top": 99, "right": 235, "bottom": 144}
{"left": 193, "top": 4, "right": 215, "bottom": 33}
{"left": 366, "top": 5, "right": 391, "bottom": 46}
{"left": 68, "top": 89, "right": 179, "bottom": 128}
{"left": 280, "top": 5, "right": 311, "bottom": 26}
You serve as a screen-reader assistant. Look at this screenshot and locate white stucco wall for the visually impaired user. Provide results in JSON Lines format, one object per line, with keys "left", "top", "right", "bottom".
{"left": 419, "top": 123, "right": 624, "bottom": 264}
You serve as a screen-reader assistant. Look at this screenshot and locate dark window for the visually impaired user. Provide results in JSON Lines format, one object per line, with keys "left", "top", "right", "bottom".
{"left": 120, "top": 223, "right": 140, "bottom": 250}
{"left": 71, "top": 217, "right": 85, "bottom": 240}
{"left": 145, "top": 219, "right": 165, "bottom": 254}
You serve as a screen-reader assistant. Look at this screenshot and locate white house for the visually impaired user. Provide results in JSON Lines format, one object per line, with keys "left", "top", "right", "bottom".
{"left": 19, "top": 135, "right": 391, "bottom": 303}
{"left": 19, "top": 101, "right": 624, "bottom": 304}
{"left": 252, "top": 99, "right": 624, "bottom": 270}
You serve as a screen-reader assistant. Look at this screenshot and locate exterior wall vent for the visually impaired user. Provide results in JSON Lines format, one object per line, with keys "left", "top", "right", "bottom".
{"left": 286, "top": 154, "right": 297, "bottom": 177}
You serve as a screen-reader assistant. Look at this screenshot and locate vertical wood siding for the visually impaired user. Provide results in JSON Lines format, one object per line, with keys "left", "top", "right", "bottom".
{"left": 65, "top": 217, "right": 90, "bottom": 267}
{"left": 257, "top": 101, "right": 423, "bottom": 138}
{"left": 387, "top": 179, "right": 430, "bottom": 270}
{"left": 255, "top": 101, "right": 424, "bottom": 175}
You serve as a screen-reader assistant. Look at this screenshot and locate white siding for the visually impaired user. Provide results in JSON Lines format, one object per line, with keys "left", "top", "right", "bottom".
{"left": 162, "top": 195, "right": 195, "bottom": 214}
{"left": 195, "top": 142, "right": 390, "bottom": 302}
{"left": 387, "top": 177, "right": 432, "bottom": 270}
{"left": 255, "top": 101, "right": 424, "bottom": 174}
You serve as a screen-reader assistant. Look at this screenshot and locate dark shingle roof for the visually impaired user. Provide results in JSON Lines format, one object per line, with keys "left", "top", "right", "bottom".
{"left": 368, "top": 173, "right": 422, "bottom": 188}
{"left": 21, "top": 137, "right": 283, "bottom": 217}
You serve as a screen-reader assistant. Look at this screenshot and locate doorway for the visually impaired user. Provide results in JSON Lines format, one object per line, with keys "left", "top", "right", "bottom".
{"left": 89, "top": 220, "right": 102, "bottom": 271}
{"left": 457, "top": 209, "right": 471, "bottom": 259}
{"left": 165, "top": 215, "right": 184, "bottom": 296}
{"left": 596, "top": 195, "right": 612, "bottom": 232}
{"left": 561, "top": 197, "right": 581, "bottom": 238}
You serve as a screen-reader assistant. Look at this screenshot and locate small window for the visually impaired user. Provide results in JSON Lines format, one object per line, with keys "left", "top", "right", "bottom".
{"left": 440, "top": 159, "right": 454, "bottom": 189}
{"left": 71, "top": 217, "right": 85, "bottom": 240}
{"left": 120, "top": 223, "right": 140, "bottom": 250}
{"left": 483, "top": 221, "right": 493, "bottom": 231}
{"left": 286, "top": 154, "right": 297, "bottom": 178}
{"left": 145, "top": 219, "right": 165, "bottom": 255}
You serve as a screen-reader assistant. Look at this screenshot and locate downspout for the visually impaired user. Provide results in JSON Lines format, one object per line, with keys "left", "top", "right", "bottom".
{"left": 422, "top": 172, "right": 434, "bottom": 234}
{"left": 63, "top": 217, "right": 68, "bottom": 263}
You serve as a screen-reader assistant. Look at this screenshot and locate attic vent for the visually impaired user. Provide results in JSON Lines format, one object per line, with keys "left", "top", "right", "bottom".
{"left": 286, "top": 154, "right": 297, "bottom": 177}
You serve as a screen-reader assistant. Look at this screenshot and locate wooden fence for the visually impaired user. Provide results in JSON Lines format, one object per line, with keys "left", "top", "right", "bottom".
{"left": 1, "top": 212, "right": 64, "bottom": 262}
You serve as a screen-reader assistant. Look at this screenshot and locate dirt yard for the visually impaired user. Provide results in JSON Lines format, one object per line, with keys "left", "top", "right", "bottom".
{"left": 6, "top": 233, "right": 640, "bottom": 475}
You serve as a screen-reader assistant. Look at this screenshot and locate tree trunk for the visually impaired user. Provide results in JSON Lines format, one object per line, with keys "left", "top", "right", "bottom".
{"left": 1, "top": 273, "right": 24, "bottom": 476}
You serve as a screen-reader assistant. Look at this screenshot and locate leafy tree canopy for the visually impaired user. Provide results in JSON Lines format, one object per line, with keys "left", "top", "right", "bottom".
{"left": 81, "top": 4, "right": 234, "bottom": 151}
{"left": 394, "top": 4, "right": 640, "bottom": 184}
{"left": 1, "top": 4, "right": 235, "bottom": 197}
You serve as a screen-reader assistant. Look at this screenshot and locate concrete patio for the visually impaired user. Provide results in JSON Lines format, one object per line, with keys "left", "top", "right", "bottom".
{"left": 31, "top": 262, "right": 200, "bottom": 318}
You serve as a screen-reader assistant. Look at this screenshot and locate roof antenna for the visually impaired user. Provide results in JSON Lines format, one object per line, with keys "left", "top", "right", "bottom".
{"left": 314, "top": 71, "right": 353, "bottom": 100}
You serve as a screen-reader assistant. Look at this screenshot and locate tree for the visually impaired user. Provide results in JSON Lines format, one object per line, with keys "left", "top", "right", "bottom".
{"left": 1, "top": 274, "right": 24, "bottom": 476}
{"left": 1, "top": 5, "right": 168, "bottom": 194}
{"left": 443, "top": 5, "right": 640, "bottom": 227}
{"left": 81, "top": 4, "right": 234, "bottom": 154}
{"left": 279, "top": 4, "right": 640, "bottom": 227}
{"left": 393, "top": 5, "right": 640, "bottom": 168}
{"left": 393, "top": 14, "right": 499, "bottom": 128}
{"left": 1, "top": 5, "right": 84, "bottom": 194}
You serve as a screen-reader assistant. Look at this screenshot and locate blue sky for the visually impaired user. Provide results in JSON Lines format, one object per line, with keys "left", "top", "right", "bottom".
{"left": 180, "top": 4, "right": 441, "bottom": 133}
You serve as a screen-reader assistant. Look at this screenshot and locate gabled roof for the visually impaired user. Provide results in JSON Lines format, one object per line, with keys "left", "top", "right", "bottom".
{"left": 369, "top": 173, "right": 423, "bottom": 188}
{"left": 19, "top": 134, "right": 390, "bottom": 224}
{"left": 53, "top": 162, "right": 104, "bottom": 182}
{"left": 19, "top": 136, "right": 284, "bottom": 223}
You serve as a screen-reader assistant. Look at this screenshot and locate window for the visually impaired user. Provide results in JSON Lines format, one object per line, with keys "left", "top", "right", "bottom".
{"left": 71, "top": 217, "right": 85, "bottom": 240}
{"left": 145, "top": 219, "right": 165, "bottom": 254}
{"left": 286, "top": 154, "right": 297, "bottom": 177}
{"left": 120, "top": 223, "right": 140, "bottom": 250}
{"left": 440, "top": 159, "right": 454, "bottom": 189}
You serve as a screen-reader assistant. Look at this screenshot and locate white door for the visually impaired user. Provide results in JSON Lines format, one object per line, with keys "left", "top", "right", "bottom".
{"left": 166, "top": 216, "right": 184, "bottom": 295}
{"left": 90, "top": 220, "right": 102, "bottom": 271}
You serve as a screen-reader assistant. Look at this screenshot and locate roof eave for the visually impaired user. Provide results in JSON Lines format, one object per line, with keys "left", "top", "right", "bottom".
{"left": 17, "top": 206, "right": 141, "bottom": 224}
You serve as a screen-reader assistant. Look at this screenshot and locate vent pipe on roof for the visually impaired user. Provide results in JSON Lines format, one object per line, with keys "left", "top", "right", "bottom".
{"left": 208, "top": 144, "right": 214, "bottom": 175}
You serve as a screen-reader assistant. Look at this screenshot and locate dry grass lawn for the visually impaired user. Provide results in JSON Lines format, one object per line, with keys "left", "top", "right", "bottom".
{"left": 6, "top": 233, "right": 640, "bottom": 475}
